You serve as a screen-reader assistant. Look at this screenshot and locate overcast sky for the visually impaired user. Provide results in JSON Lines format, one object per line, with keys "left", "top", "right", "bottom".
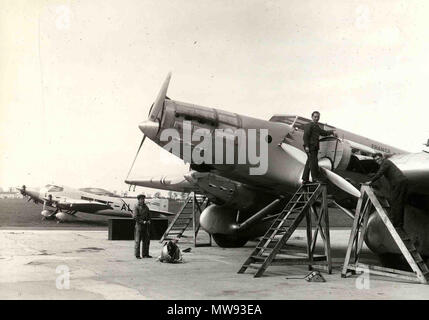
{"left": 2, "top": 0, "right": 429, "bottom": 193}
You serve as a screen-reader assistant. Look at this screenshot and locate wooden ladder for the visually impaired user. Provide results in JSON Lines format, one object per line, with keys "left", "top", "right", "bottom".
{"left": 238, "top": 183, "right": 331, "bottom": 278}
{"left": 160, "top": 192, "right": 211, "bottom": 247}
{"left": 342, "top": 184, "right": 429, "bottom": 284}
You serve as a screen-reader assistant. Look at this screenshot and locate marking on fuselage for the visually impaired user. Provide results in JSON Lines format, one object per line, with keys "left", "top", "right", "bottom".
{"left": 120, "top": 203, "right": 132, "bottom": 212}
{"left": 371, "top": 144, "right": 391, "bottom": 153}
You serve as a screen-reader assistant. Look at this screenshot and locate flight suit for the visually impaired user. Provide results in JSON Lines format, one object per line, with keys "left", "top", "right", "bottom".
{"left": 302, "top": 122, "right": 335, "bottom": 182}
{"left": 132, "top": 203, "right": 151, "bottom": 257}
{"left": 370, "top": 159, "right": 408, "bottom": 228}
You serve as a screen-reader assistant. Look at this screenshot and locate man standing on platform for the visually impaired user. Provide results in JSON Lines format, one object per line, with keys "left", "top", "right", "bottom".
{"left": 302, "top": 111, "right": 336, "bottom": 184}
{"left": 132, "top": 194, "right": 152, "bottom": 258}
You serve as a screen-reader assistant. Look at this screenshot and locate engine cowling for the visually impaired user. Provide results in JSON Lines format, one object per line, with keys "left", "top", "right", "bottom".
{"left": 318, "top": 137, "right": 352, "bottom": 171}
{"left": 41, "top": 210, "right": 55, "bottom": 218}
{"left": 199, "top": 204, "right": 238, "bottom": 235}
{"left": 365, "top": 205, "right": 429, "bottom": 257}
{"left": 55, "top": 211, "right": 77, "bottom": 222}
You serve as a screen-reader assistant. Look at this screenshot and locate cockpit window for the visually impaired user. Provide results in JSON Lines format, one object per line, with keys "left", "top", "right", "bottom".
{"left": 45, "top": 185, "right": 63, "bottom": 192}
{"left": 79, "top": 188, "right": 116, "bottom": 197}
{"left": 269, "top": 115, "right": 336, "bottom": 131}
{"left": 269, "top": 115, "right": 312, "bottom": 130}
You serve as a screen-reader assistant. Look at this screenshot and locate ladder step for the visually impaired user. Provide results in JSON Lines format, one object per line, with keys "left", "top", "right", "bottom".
{"left": 251, "top": 255, "right": 267, "bottom": 260}
{"left": 255, "top": 246, "right": 274, "bottom": 250}
{"left": 414, "top": 257, "right": 424, "bottom": 263}
{"left": 270, "top": 227, "right": 289, "bottom": 232}
{"left": 242, "top": 264, "right": 261, "bottom": 270}
{"left": 262, "top": 236, "right": 280, "bottom": 243}
{"left": 171, "top": 224, "right": 189, "bottom": 228}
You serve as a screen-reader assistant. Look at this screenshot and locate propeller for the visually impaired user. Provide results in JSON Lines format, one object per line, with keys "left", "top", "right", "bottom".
{"left": 280, "top": 143, "right": 361, "bottom": 198}
{"left": 149, "top": 72, "right": 171, "bottom": 121}
{"left": 125, "top": 72, "right": 172, "bottom": 182}
{"left": 17, "top": 185, "right": 26, "bottom": 196}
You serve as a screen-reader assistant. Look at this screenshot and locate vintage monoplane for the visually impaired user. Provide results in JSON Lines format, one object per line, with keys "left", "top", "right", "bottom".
{"left": 18, "top": 184, "right": 173, "bottom": 222}
{"left": 126, "top": 73, "right": 429, "bottom": 262}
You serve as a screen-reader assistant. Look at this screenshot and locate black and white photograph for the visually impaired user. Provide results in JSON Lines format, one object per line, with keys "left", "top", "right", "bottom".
{"left": 2, "top": 0, "right": 429, "bottom": 309}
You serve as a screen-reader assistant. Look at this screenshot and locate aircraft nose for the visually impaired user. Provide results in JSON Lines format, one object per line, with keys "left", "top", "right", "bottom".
{"left": 138, "top": 120, "right": 160, "bottom": 140}
{"left": 20, "top": 186, "right": 40, "bottom": 198}
{"left": 25, "top": 189, "right": 40, "bottom": 199}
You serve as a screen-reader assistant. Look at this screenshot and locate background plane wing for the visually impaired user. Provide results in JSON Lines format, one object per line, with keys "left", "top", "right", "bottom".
{"left": 90, "top": 208, "right": 176, "bottom": 217}
{"left": 53, "top": 198, "right": 113, "bottom": 213}
{"left": 125, "top": 175, "right": 198, "bottom": 193}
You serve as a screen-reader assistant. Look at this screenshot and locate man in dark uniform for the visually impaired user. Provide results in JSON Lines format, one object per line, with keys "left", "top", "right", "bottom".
{"left": 367, "top": 153, "right": 408, "bottom": 228}
{"left": 302, "top": 111, "right": 336, "bottom": 183}
{"left": 132, "top": 194, "right": 152, "bottom": 258}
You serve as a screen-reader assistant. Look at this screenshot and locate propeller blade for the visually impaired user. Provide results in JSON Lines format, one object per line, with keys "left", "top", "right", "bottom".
{"left": 125, "top": 135, "right": 146, "bottom": 181}
{"left": 149, "top": 72, "right": 171, "bottom": 121}
{"left": 279, "top": 143, "right": 307, "bottom": 164}
{"left": 320, "top": 167, "right": 361, "bottom": 198}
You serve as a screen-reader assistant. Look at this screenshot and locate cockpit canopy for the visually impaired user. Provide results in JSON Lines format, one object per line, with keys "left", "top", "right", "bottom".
{"left": 78, "top": 187, "right": 116, "bottom": 197}
{"left": 44, "top": 184, "right": 64, "bottom": 192}
{"left": 269, "top": 115, "right": 335, "bottom": 131}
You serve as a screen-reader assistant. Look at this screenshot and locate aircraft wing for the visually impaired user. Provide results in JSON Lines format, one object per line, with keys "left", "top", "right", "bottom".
{"left": 89, "top": 208, "right": 176, "bottom": 217}
{"left": 391, "top": 152, "right": 429, "bottom": 194}
{"left": 52, "top": 197, "right": 178, "bottom": 217}
{"left": 125, "top": 175, "right": 199, "bottom": 193}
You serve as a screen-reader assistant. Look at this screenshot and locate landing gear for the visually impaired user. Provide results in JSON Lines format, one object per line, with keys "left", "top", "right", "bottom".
{"left": 212, "top": 234, "right": 248, "bottom": 248}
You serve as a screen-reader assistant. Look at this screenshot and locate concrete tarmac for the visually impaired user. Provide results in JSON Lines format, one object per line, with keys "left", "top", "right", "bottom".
{"left": 1, "top": 229, "right": 429, "bottom": 299}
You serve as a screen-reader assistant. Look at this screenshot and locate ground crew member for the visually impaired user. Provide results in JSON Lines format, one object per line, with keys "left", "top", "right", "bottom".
{"left": 366, "top": 153, "right": 408, "bottom": 228}
{"left": 302, "top": 111, "right": 336, "bottom": 183}
{"left": 132, "top": 194, "right": 152, "bottom": 258}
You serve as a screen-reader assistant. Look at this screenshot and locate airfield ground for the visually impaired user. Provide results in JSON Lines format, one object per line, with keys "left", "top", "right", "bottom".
{"left": 1, "top": 199, "right": 429, "bottom": 299}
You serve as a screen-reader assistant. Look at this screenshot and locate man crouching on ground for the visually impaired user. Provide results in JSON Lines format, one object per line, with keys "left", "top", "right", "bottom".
{"left": 133, "top": 194, "right": 152, "bottom": 259}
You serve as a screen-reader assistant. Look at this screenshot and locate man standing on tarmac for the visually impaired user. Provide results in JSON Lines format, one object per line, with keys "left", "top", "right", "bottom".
{"left": 366, "top": 153, "right": 408, "bottom": 229}
{"left": 302, "top": 111, "right": 336, "bottom": 184}
{"left": 133, "top": 194, "right": 152, "bottom": 259}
